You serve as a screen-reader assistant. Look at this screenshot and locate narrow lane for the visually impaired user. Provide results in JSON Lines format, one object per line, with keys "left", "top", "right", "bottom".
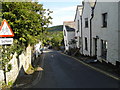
{"left": 33, "top": 50, "right": 119, "bottom": 88}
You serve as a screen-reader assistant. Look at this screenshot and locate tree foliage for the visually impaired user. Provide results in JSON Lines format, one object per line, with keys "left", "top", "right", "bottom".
{"left": 2, "top": 2, "right": 52, "bottom": 47}
{"left": 43, "top": 25, "right": 64, "bottom": 50}
{"left": 0, "top": 2, "right": 52, "bottom": 79}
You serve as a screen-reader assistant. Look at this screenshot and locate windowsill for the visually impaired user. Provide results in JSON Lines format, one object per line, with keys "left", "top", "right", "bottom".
{"left": 101, "top": 26, "right": 107, "bottom": 28}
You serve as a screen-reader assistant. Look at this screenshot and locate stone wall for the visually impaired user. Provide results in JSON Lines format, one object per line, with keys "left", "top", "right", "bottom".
{"left": 0, "top": 45, "right": 32, "bottom": 87}
{"left": 0, "top": 70, "right": 4, "bottom": 86}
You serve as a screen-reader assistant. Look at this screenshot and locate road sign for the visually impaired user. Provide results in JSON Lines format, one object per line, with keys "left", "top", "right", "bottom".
{"left": 0, "top": 19, "right": 14, "bottom": 37}
{"left": 0, "top": 38, "right": 13, "bottom": 45}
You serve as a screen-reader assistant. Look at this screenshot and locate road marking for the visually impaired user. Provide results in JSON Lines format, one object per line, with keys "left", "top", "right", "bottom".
{"left": 60, "top": 53, "right": 120, "bottom": 81}
{"left": 38, "top": 54, "right": 45, "bottom": 81}
{"left": 27, "top": 54, "right": 45, "bottom": 88}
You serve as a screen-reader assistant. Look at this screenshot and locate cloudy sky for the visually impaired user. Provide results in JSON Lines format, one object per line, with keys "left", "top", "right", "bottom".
{"left": 39, "top": 0, "right": 82, "bottom": 27}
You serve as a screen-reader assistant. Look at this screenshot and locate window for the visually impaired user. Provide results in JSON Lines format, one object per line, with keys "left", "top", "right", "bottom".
{"left": 66, "top": 40, "right": 67, "bottom": 46}
{"left": 77, "top": 20, "right": 79, "bottom": 32}
{"left": 101, "top": 40, "right": 107, "bottom": 59}
{"left": 102, "top": 13, "right": 107, "bottom": 27}
{"left": 85, "top": 18, "right": 88, "bottom": 28}
{"left": 64, "top": 30, "right": 66, "bottom": 36}
{"left": 85, "top": 37, "right": 88, "bottom": 50}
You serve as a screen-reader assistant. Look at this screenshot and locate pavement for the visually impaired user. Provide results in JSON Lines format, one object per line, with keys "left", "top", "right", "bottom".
{"left": 11, "top": 49, "right": 120, "bottom": 88}
{"left": 73, "top": 54, "right": 120, "bottom": 80}
{"left": 12, "top": 54, "right": 44, "bottom": 88}
{"left": 61, "top": 52, "right": 120, "bottom": 80}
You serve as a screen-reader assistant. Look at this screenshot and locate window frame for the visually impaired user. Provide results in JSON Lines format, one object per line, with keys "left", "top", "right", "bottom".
{"left": 101, "top": 39, "right": 107, "bottom": 59}
{"left": 85, "top": 37, "right": 88, "bottom": 51}
{"left": 77, "top": 20, "right": 80, "bottom": 32}
{"left": 102, "top": 13, "right": 107, "bottom": 28}
{"left": 85, "top": 18, "right": 89, "bottom": 28}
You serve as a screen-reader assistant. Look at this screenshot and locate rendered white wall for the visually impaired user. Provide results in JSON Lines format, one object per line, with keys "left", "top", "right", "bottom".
{"left": 82, "top": 1, "right": 91, "bottom": 56}
{"left": 75, "top": 8, "right": 81, "bottom": 49}
{"left": 63, "top": 25, "right": 75, "bottom": 51}
{"left": 92, "top": 2, "right": 119, "bottom": 65}
{"left": 118, "top": 1, "right": 120, "bottom": 63}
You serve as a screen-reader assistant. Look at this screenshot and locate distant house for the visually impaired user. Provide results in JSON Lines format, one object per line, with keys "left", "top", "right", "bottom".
{"left": 74, "top": 5, "right": 83, "bottom": 54}
{"left": 92, "top": 1, "right": 120, "bottom": 65}
{"left": 63, "top": 21, "right": 76, "bottom": 52}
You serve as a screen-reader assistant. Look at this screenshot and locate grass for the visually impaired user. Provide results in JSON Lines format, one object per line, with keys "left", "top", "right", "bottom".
{"left": 1, "top": 81, "right": 13, "bottom": 89}
{"left": 26, "top": 64, "right": 35, "bottom": 75}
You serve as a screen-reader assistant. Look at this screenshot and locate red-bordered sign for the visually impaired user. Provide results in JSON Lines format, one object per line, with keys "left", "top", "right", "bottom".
{"left": 0, "top": 19, "right": 14, "bottom": 37}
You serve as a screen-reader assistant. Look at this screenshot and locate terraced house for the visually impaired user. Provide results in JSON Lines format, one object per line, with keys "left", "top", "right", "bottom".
{"left": 91, "top": 1, "right": 120, "bottom": 66}
{"left": 64, "top": 0, "right": 120, "bottom": 66}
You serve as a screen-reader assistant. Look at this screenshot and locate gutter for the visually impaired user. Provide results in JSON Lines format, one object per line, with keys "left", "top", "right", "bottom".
{"left": 90, "top": 7, "right": 94, "bottom": 56}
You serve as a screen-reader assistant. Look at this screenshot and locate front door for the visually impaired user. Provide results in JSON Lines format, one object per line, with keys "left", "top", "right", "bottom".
{"left": 94, "top": 38, "right": 97, "bottom": 58}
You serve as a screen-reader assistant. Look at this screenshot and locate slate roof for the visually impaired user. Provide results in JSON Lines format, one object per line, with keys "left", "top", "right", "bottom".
{"left": 65, "top": 25, "right": 75, "bottom": 31}
{"left": 63, "top": 21, "right": 75, "bottom": 32}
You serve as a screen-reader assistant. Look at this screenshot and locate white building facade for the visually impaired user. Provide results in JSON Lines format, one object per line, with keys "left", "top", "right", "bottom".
{"left": 92, "top": 1, "right": 120, "bottom": 65}
{"left": 82, "top": 0, "right": 92, "bottom": 56}
{"left": 74, "top": 5, "right": 83, "bottom": 54}
{"left": 63, "top": 0, "right": 120, "bottom": 66}
{"left": 63, "top": 21, "right": 76, "bottom": 52}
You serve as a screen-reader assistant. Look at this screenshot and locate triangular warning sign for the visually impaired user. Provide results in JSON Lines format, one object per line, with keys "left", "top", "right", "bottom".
{"left": 0, "top": 19, "right": 14, "bottom": 37}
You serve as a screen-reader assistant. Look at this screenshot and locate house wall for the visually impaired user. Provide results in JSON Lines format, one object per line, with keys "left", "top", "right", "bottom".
{"left": 92, "top": 2, "right": 119, "bottom": 65}
{"left": 63, "top": 25, "right": 68, "bottom": 51}
{"left": 67, "top": 31, "right": 76, "bottom": 49}
{"left": 118, "top": 1, "right": 120, "bottom": 63}
{"left": 75, "top": 9, "right": 80, "bottom": 48}
{"left": 63, "top": 24, "right": 75, "bottom": 51}
{"left": 82, "top": 1, "right": 91, "bottom": 56}
{"left": 75, "top": 7, "right": 83, "bottom": 50}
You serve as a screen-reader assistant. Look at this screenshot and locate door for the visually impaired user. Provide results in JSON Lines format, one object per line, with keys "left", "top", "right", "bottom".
{"left": 94, "top": 38, "right": 97, "bottom": 58}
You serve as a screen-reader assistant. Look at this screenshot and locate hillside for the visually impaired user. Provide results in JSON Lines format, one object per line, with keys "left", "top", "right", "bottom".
{"left": 43, "top": 25, "right": 64, "bottom": 50}
{"left": 47, "top": 25, "right": 63, "bottom": 32}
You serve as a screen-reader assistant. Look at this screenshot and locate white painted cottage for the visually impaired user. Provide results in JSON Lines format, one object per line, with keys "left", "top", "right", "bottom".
{"left": 63, "top": 0, "right": 120, "bottom": 66}
{"left": 92, "top": 1, "right": 120, "bottom": 65}
{"left": 74, "top": 5, "right": 83, "bottom": 54}
{"left": 63, "top": 21, "right": 76, "bottom": 52}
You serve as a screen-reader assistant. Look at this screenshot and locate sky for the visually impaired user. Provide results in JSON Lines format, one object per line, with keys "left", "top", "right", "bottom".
{"left": 39, "top": 0, "right": 83, "bottom": 27}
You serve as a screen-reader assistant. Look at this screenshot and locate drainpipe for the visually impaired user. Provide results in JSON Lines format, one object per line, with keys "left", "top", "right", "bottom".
{"left": 80, "top": 16, "right": 83, "bottom": 54}
{"left": 90, "top": 7, "right": 94, "bottom": 56}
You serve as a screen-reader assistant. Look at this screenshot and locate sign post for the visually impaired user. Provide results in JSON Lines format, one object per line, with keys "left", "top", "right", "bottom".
{"left": 0, "top": 19, "right": 14, "bottom": 84}
{"left": 0, "top": 19, "right": 14, "bottom": 43}
{"left": 0, "top": 38, "right": 13, "bottom": 45}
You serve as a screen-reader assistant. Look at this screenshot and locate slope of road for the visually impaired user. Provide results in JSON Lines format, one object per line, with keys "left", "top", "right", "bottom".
{"left": 33, "top": 50, "right": 119, "bottom": 88}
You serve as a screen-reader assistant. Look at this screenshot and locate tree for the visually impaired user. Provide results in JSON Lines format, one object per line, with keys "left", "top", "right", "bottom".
{"left": 1, "top": 1, "right": 52, "bottom": 85}
{"left": 2, "top": 2, "right": 52, "bottom": 46}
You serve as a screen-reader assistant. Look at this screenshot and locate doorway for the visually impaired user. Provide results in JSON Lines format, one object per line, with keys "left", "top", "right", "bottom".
{"left": 93, "top": 38, "right": 97, "bottom": 58}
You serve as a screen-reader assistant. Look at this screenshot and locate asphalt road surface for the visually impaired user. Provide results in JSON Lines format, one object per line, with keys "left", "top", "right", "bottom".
{"left": 32, "top": 50, "right": 119, "bottom": 88}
